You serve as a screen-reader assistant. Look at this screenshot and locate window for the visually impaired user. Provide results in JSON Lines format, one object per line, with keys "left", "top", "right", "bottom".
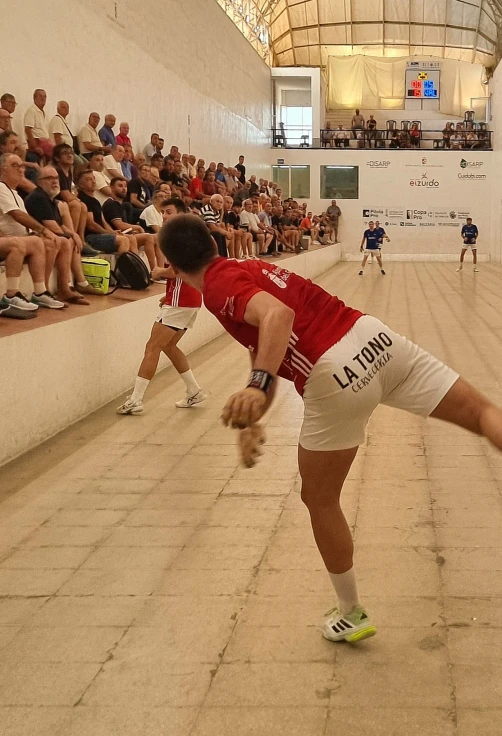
{"left": 280, "top": 106, "right": 312, "bottom": 145}
{"left": 272, "top": 165, "right": 310, "bottom": 199}
{"left": 320, "top": 166, "right": 359, "bottom": 200}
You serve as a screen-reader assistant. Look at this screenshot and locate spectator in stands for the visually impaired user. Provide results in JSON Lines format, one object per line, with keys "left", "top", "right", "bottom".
{"left": 143, "top": 133, "right": 159, "bottom": 162}
{"left": 0, "top": 93, "right": 16, "bottom": 130}
{"left": 465, "top": 123, "right": 479, "bottom": 150}
{"left": 25, "top": 166, "right": 103, "bottom": 300}
{"left": 79, "top": 112, "right": 109, "bottom": 159}
{"left": 222, "top": 196, "right": 238, "bottom": 258}
{"left": 77, "top": 169, "right": 135, "bottom": 256}
{"left": 149, "top": 166, "right": 161, "bottom": 190}
{"left": 156, "top": 138, "right": 165, "bottom": 157}
{"left": 326, "top": 200, "right": 341, "bottom": 243}
{"left": 181, "top": 153, "right": 193, "bottom": 180}
{"left": 104, "top": 145, "right": 125, "bottom": 179}
{"left": 24, "top": 89, "right": 53, "bottom": 160}
{"left": 0, "top": 132, "right": 38, "bottom": 193}
{"left": 366, "top": 115, "right": 377, "bottom": 148}
{"left": 201, "top": 194, "right": 230, "bottom": 257}
{"left": 321, "top": 122, "right": 334, "bottom": 148}
{"left": 279, "top": 206, "right": 301, "bottom": 251}
{"left": 139, "top": 189, "right": 165, "bottom": 233}
{"left": 102, "top": 177, "right": 157, "bottom": 271}
{"left": 409, "top": 122, "right": 421, "bottom": 148}
{"left": 235, "top": 155, "right": 246, "bottom": 184}
{"left": 189, "top": 165, "right": 205, "bottom": 202}
{"left": 150, "top": 153, "right": 164, "bottom": 171}
{"left": 224, "top": 167, "right": 239, "bottom": 196}
{"left": 167, "top": 160, "right": 191, "bottom": 200}
{"left": 88, "top": 152, "right": 112, "bottom": 205}
{"left": 121, "top": 145, "right": 137, "bottom": 180}
{"left": 197, "top": 158, "right": 205, "bottom": 171}
{"left": 258, "top": 202, "right": 278, "bottom": 256}
{"left": 167, "top": 145, "right": 178, "bottom": 161}
{"left": 249, "top": 174, "right": 259, "bottom": 197}
{"left": 239, "top": 198, "right": 264, "bottom": 257}
{"left": 270, "top": 205, "right": 291, "bottom": 253}
{"left": 202, "top": 170, "right": 219, "bottom": 198}
{"left": 188, "top": 154, "right": 197, "bottom": 176}
{"left": 334, "top": 124, "right": 349, "bottom": 148}
{"left": 116, "top": 122, "right": 131, "bottom": 147}
{"left": 127, "top": 163, "right": 153, "bottom": 215}
{"left": 215, "top": 162, "right": 226, "bottom": 184}
{"left": 160, "top": 158, "right": 175, "bottom": 182}
{"left": 99, "top": 115, "right": 116, "bottom": 149}
{"left": 135, "top": 153, "right": 147, "bottom": 168}
{"left": 442, "top": 122, "right": 453, "bottom": 149}
{"left": 52, "top": 143, "right": 87, "bottom": 242}
{"left": 451, "top": 124, "right": 465, "bottom": 150}
{"left": 389, "top": 130, "right": 400, "bottom": 149}
{"left": 206, "top": 162, "right": 217, "bottom": 175}
{"left": 0, "top": 110, "right": 10, "bottom": 132}
{"left": 0, "top": 231, "right": 52, "bottom": 311}
{"left": 351, "top": 109, "right": 365, "bottom": 139}
{"left": 0, "top": 153, "right": 80, "bottom": 307}
{"left": 228, "top": 199, "right": 251, "bottom": 258}
{"left": 300, "top": 210, "right": 314, "bottom": 238}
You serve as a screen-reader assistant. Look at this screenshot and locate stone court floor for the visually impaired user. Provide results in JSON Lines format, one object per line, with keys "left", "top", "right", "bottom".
{"left": 0, "top": 261, "right": 501, "bottom": 736}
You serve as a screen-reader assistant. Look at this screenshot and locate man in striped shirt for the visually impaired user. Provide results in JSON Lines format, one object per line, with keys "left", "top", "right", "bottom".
{"left": 117, "top": 199, "right": 206, "bottom": 414}
{"left": 201, "top": 194, "right": 231, "bottom": 257}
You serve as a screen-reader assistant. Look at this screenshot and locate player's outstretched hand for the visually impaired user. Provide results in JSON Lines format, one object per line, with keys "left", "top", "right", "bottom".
{"left": 222, "top": 387, "right": 267, "bottom": 429}
{"left": 239, "top": 424, "right": 266, "bottom": 468}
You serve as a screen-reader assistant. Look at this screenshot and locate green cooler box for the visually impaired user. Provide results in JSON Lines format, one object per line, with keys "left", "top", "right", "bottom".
{"left": 81, "top": 258, "right": 111, "bottom": 294}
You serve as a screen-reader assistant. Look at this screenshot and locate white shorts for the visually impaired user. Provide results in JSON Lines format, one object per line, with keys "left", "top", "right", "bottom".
{"left": 299, "top": 315, "right": 459, "bottom": 451}
{"left": 462, "top": 242, "right": 477, "bottom": 250}
{"left": 155, "top": 306, "right": 198, "bottom": 330}
{"left": 366, "top": 249, "right": 380, "bottom": 254}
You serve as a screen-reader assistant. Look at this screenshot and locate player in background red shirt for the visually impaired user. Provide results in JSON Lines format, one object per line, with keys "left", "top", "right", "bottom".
{"left": 116, "top": 200, "right": 206, "bottom": 415}
{"left": 159, "top": 215, "right": 502, "bottom": 644}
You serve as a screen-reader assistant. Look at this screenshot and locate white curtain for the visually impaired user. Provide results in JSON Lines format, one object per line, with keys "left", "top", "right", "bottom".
{"left": 327, "top": 55, "right": 486, "bottom": 116}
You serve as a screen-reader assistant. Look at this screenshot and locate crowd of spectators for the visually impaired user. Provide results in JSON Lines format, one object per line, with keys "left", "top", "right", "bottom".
{"left": 0, "top": 88, "right": 329, "bottom": 321}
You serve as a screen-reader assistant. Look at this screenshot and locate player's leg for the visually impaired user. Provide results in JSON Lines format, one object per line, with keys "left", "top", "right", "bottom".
{"left": 457, "top": 247, "right": 467, "bottom": 271}
{"left": 334, "top": 223, "right": 339, "bottom": 243}
{"left": 359, "top": 252, "right": 369, "bottom": 275}
{"left": 163, "top": 330, "right": 206, "bottom": 408}
{"left": 472, "top": 246, "right": 479, "bottom": 272}
{"left": 376, "top": 252, "right": 385, "bottom": 275}
{"left": 135, "top": 233, "right": 156, "bottom": 271}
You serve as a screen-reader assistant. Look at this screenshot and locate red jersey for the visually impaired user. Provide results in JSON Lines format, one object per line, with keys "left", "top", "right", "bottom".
{"left": 203, "top": 258, "right": 362, "bottom": 395}
{"left": 165, "top": 277, "right": 202, "bottom": 309}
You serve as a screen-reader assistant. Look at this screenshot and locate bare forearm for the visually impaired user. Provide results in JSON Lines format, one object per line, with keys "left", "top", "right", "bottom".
{"left": 253, "top": 307, "right": 294, "bottom": 376}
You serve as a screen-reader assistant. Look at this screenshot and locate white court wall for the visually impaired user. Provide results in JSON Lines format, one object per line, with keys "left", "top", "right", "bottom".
{"left": 275, "top": 149, "right": 492, "bottom": 259}
{"left": 489, "top": 66, "right": 502, "bottom": 264}
{"left": 0, "top": 0, "right": 272, "bottom": 176}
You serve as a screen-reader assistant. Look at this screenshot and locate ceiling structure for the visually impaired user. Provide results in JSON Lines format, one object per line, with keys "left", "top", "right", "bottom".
{"left": 217, "top": 0, "right": 502, "bottom": 67}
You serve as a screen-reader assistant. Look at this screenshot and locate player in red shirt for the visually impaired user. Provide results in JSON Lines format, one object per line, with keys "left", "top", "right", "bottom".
{"left": 116, "top": 200, "right": 206, "bottom": 415}
{"left": 159, "top": 214, "right": 502, "bottom": 643}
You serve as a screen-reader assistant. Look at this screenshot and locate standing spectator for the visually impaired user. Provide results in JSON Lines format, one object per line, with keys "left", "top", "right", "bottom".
{"left": 99, "top": 115, "right": 117, "bottom": 149}
{"left": 366, "top": 115, "right": 377, "bottom": 148}
{"left": 334, "top": 125, "right": 349, "bottom": 148}
{"left": 351, "top": 108, "right": 365, "bottom": 139}
{"left": 121, "top": 145, "right": 137, "bottom": 180}
{"left": 326, "top": 200, "right": 342, "bottom": 244}
{"left": 201, "top": 194, "right": 231, "bottom": 257}
{"left": 79, "top": 112, "right": 109, "bottom": 159}
{"left": 156, "top": 138, "right": 165, "bottom": 157}
{"left": 104, "top": 145, "right": 125, "bottom": 179}
{"left": 235, "top": 155, "right": 246, "bottom": 184}
{"left": 24, "top": 88, "right": 53, "bottom": 159}
{"left": 88, "top": 152, "right": 112, "bottom": 205}
{"left": 189, "top": 165, "right": 205, "bottom": 202}
{"left": 77, "top": 169, "right": 135, "bottom": 255}
{"left": 116, "top": 122, "right": 131, "bottom": 147}
{"left": 52, "top": 143, "right": 87, "bottom": 242}
{"left": 442, "top": 122, "right": 453, "bottom": 149}
{"left": 0, "top": 93, "right": 16, "bottom": 130}
{"left": 143, "top": 133, "right": 159, "bottom": 162}
{"left": 321, "top": 122, "right": 335, "bottom": 148}
{"left": 127, "top": 163, "right": 153, "bottom": 215}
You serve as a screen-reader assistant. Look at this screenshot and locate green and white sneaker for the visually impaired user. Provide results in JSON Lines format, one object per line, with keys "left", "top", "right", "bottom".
{"left": 322, "top": 605, "right": 376, "bottom": 643}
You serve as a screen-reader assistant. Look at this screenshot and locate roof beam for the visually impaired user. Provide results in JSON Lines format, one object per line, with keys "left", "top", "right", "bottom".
{"left": 284, "top": 1, "right": 297, "bottom": 64}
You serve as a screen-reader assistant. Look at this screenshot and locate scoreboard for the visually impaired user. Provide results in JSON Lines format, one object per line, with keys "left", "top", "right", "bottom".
{"left": 405, "top": 65, "right": 440, "bottom": 99}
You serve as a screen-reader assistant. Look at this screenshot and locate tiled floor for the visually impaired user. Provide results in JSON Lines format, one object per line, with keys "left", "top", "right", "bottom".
{"left": 1, "top": 261, "right": 502, "bottom": 735}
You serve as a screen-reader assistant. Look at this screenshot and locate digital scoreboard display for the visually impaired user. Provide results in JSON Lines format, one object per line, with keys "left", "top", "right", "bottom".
{"left": 405, "top": 69, "right": 440, "bottom": 99}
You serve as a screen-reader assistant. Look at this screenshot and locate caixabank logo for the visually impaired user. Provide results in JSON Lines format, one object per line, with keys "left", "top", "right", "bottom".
{"left": 409, "top": 173, "right": 439, "bottom": 188}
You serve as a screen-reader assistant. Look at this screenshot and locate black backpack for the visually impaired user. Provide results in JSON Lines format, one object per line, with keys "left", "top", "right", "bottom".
{"left": 110, "top": 252, "right": 151, "bottom": 292}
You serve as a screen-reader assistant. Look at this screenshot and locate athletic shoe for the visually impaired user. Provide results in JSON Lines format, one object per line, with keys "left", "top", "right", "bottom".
{"left": 456, "top": 265, "right": 463, "bottom": 271}
{"left": 75, "top": 283, "right": 105, "bottom": 296}
{"left": 116, "top": 397, "right": 144, "bottom": 415}
{"left": 1, "top": 291, "right": 38, "bottom": 311}
{"left": 175, "top": 389, "right": 208, "bottom": 408}
{"left": 358, "top": 270, "right": 364, "bottom": 276}
{"left": 381, "top": 269, "right": 386, "bottom": 275}
{"left": 151, "top": 272, "right": 167, "bottom": 284}
{"left": 322, "top": 605, "right": 376, "bottom": 643}
{"left": 312, "top": 240, "right": 320, "bottom": 244}
{"left": 31, "top": 291, "right": 65, "bottom": 309}
{"left": 473, "top": 267, "right": 480, "bottom": 272}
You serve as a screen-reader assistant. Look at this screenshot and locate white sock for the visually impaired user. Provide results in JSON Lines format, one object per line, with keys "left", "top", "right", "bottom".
{"left": 329, "top": 567, "right": 360, "bottom": 615}
{"left": 180, "top": 369, "right": 201, "bottom": 396}
{"left": 131, "top": 376, "right": 149, "bottom": 403}
{"left": 33, "top": 282, "right": 46, "bottom": 295}
{"left": 77, "top": 280, "right": 89, "bottom": 287}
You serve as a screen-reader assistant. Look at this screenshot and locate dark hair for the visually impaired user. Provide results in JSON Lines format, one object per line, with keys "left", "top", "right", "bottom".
{"left": 89, "top": 150, "right": 103, "bottom": 159}
{"left": 52, "top": 143, "right": 73, "bottom": 163}
{"left": 159, "top": 214, "right": 217, "bottom": 273}
{"left": 0, "top": 93, "right": 15, "bottom": 103}
{"left": 161, "top": 197, "right": 187, "bottom": 213}
{"left": 110, "top": 176, "right": 127, "bottom": 187}
{"left": 0, "top": 130, "right": 17, "bottom": 148}
{"left": 76, "top": 168, "right": 94, "bottom": 185}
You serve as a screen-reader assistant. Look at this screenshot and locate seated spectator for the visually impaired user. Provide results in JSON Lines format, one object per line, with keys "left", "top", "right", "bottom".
{"left": 0, "top": 93, "right": 16, "bottom": 131}
{"left": 188, "top": 154, "right": 197, "bottom": 177}
{"left": 206, "top": 162, "right": 217, "bottom": 175}
{"left": 202, "top": 170, "right": 219, "bottom": 198}
{"left": 160, "top": 158, "right": 175, "bottom": 182}
{"left": 321, "top": 122, "right": 334, "bottom": 148}
{"left": 165, "top": 160, "right": 190, "bottom": 200}
{"left": 48, "top": 101, "right": 84, "bottom": 165}
{"left": 201, "top": 194, "right": 230, "bottom": 257}
{"left": 149, "top": 166, "right": 161, "bottom": 190}
{"left": 334, "top": 124, "right": 349, "bottom": 148}
{"left": 280, "top": 205, "right": 301, "bottom": 250}
{"left": 189, "top": 165, "right": 205, "bottom": 202}
{"left": 150, "top": 153, "right": 164, "bottom": 172}
{"left": 0, "top": 109, "right": 10, "bottom": 132}
{"left": 451, "top": 125, "right": 465, "bottom": 150}
{"left": 389, "top": 130, "right": 400, "bottom": 149}
{"left": 104, "top": 145, "right": 125, "bottom": 179}
{"left": 153, "top": 182, "right": 172, "bottom": 198}
{"left": 366, "top": 115, "right": 377, "bottom": 148}
{"left": 215, "top": 162, "right": 226, "bottom": 184}
{"left": 121, "top": 145, "right": 137, "bottom": 180}
{"left": 249, "top": 175, "right": 259, "bottom": 196}
{"left": 0, "top": 232, "right": 54, "bottom": 311}
{"left": 135, "top": 153, "right": 146, "bottom": 168}
{"left": 88, "top": 152, "right": 112, "bottom": 205}
{"left": 181, "top": 153, "right": 194, "bottom": 180}
{"left": 116, "top": 122, "right": 131, "bottom": 147}
{"left": 409, "top": 122, "right": 421, "bottom": 148}
{"left": 351, "top": 108, "right": 365, "bottom": 139}
{"left": 143, "top": 133, "right": 160, "bottom": 163}
{"left": 0, "top": 153, "right": 79, "bottom": 307}
{"left": 0, "top": 131, "right": 37, "bottom": 192}
{"left": 271, "top": 205, "right": 295, "bottom": 253}
{"left": 275, "top": 187, "right": 283, "bottom": 205}
{"left": 235, "top": 155, "right": 246, "bottom": 184}
{"left": 224, "top": 167, "right": 239, "bottom": 196}
{"left": 156, "top": 138, "right": 165, "bottom": 157}
{"left": 99, "top": 115, "right": 117, "bottom": 149}
{"left": 398, "top": 130, "right": 409, "bottom": 148}
{"left": 25, "top": 166, "right": 103, "bottom": 300}
{"left": 166, "top": 145, "right": 178, "bottom": 161}
{"left": 127, "top": 163, "right": 153, "bottom": 216}
{"left": 197, "top": 158, "right": 205, "bottom": 171}
{"left": 102, "top": 177, "right": 157, "bottom": 271}
{"left": 257, "top": 201, "right": 278, "bottom": 256}
{"left": 77, "top": 169, "right": 135, "bottom": 255}
{"left": 23, "top": 88, "right": 54, "bottom": 160}
{"left": 238, "top": 198, "right": 264, "bottom": 257}
{"left": 52, "top": 143, "right": 87, "bottom": 243}
{"left": 79, "top": 112, "right": 109, "bottom": 159}
{"left": 227, "top": 199, "right": 252, "bottom": 258}
{"left": 442, "top": 122, "right": 453, "bottom": 149}
{"left": 300, "top": 211, "right": 313, "bottom": 237}
{"left": 139, "top": 190, "right": 165, "bottom": 233}
{"left": 222, "top": 196, "right": 238, "bottom": 258}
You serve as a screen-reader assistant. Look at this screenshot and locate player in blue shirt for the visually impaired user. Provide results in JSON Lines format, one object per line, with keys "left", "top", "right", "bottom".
{"left": 359, "top": 221, "right": 385, "bottom": 275}
{"left": 457, "top": 217, "right": 479, "bottom": 272}
{"left": 368, "top": 220, "right": 390, "bottom": 264}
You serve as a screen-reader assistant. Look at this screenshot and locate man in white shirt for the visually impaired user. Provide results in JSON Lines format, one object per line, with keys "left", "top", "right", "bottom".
{"left": 334, "top": 124, "right": 349, "bottom": 148}
{"left": 140, "top": 190, "right": 165, "bottom": 233}
{"left": 142, "top": 133, "right": 160, "bottom": 163}
{"left": 238, "top": 199, "right": 264, "bottom": 257}
{"left": 104, "top": 146, "right": 125, "bottom": 179}
{"left": 24, "top": 89, "right": 53, "bottom": 159}
{"left": 88, "top": 152, "right": 112, "bottom": 205}
{"left": 49, "top": 100, "right": 86, "bottom": 166}
{"left": 79, "top": 112, "right": 111, "bottom": 159}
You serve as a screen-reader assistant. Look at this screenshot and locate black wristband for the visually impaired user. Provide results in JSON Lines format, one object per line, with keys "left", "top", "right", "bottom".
{"left": 247, "top": 370, "right": 274, "bottom": 394}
